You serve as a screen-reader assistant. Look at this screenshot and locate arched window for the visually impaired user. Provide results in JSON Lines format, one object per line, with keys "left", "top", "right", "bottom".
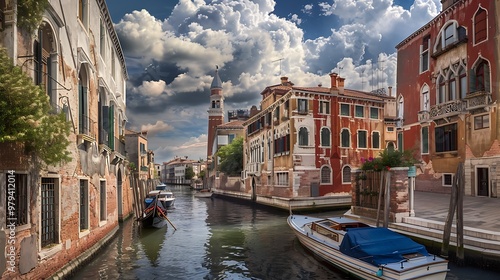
{"left": 34, "top": 23, "right": 57, "bottom": 106}
{"left": 458, "top": 67, "right": 467, "bottom": 98}
{"left": 298, "top": 127, "right": 308, "bottom": 146}
{"left": 448, "top": 72, "right": 456, "bottom": 101}
{"left": 320, "top": 166, "right": 331, "bottom": 184}
{"left": 475, "top": 60, "right": 489, "bottom": 92}
{"left": 421, "top": 85, "right": 430, "bottom": 111}
{"left": 78, "top": 67, "right": 89, "bottom": 134}
{"left": 397, "top": 95, "right": 404, "bottom": 127}
{"left": 340, "top": 129, "right": 350, "bottom": 148}
{"left": 437, "top": 75, "right": 446, "bottom": 103}
{"left": 342, "top": 166, "right": 351, "bottom": 184}
{"left": 320, "top": 127, "right": 330, "bottom": 147}
{"left": 474, "top": 8, "right": 487, "bottom": 44}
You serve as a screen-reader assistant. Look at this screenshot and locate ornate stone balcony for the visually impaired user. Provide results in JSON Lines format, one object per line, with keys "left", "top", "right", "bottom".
{"left": 429, "top": 99, "right": 466, "bottom": 119}
{"left": 464, "top": 91, "right": 492, "bottom": 111}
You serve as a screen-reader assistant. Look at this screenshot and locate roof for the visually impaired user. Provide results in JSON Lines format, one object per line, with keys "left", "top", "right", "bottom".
{"left": 210, "top": 67, "right": 223, "bottom": 89}
{"left": 217, "top": 120, "right": 245, "bottom": 129}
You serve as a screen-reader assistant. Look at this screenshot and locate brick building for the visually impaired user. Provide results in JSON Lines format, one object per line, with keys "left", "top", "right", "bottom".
{"left": 395, "top": 0, "right": 499, "bottom": 197}
{"left": 0, "top": 0, "right": 133, "bottom": 278}
{"left": 241, "top": 74, "right": 397, "bottom": 199}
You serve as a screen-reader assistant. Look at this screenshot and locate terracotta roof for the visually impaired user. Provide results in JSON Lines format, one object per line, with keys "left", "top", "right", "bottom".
{"left": 217, "top": 120, "right": 245, "bottom": 129}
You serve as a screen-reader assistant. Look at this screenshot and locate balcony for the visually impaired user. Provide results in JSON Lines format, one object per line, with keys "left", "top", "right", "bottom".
{"left": 429, "top": 99, "right": 466, "bottom": 120}
{"left": 246, "top": 162, "right": 261, "bottom": 176}
{"left": 78, "top": 115, "right": 96, "bottom": 142}
{"left": 464, "top": 91, "right": 492, "bottom": 111}
{"left": 418, "top": 110, "right": 430, "bottom": 123}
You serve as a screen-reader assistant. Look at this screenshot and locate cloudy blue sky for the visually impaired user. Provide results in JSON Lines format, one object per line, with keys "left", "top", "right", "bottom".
{"left": 105, "top": 0, "right": 442, "bottom": 164}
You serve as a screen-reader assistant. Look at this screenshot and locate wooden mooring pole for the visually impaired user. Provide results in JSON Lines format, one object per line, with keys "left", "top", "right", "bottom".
{"left": 441, "top": 162, "right": 464, "bottom": 264}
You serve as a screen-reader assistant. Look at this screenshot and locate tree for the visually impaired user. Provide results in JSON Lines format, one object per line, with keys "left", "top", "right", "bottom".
{"left": 199, "top": 169, "right": 206, "bottom": 179}
{"left": 185, "top": 166, "right": 195, "bottom": 180}
{"left": 217, "top": 137, "right": 243, "bottom": 176}
{"left": 0, "top": 47, "right": 71, "bottom": 166}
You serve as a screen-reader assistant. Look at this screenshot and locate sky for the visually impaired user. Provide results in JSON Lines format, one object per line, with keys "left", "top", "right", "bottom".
{"left": 105, "top": 0, "right": 442, "bottom": 164}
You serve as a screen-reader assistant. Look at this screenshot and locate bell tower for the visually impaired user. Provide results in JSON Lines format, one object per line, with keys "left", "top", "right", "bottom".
{"left": 207, "top": 66, "right": 224, "bottom": 159}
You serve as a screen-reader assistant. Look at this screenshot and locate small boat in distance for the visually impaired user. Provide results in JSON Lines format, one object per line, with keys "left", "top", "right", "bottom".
{"left": 193, "top": 189, "right": 212, "bottom": 198}
{"left": 287, "top": 215, "right": 448, "bottom": 280}
{"left": 152, "top": 184, "right": 176, "bottom": 207}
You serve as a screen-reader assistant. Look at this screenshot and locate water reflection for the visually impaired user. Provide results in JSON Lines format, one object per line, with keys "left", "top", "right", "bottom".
{"left": 70, "top": 187, "right": 500, "bottom": 280}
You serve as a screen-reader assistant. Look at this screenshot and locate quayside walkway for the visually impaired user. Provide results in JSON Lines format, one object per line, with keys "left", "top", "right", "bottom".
{"left": 346, "top": 191, "right": 500, "bottom": 267}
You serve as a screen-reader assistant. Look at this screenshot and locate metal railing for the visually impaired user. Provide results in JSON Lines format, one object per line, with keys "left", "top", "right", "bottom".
{"left": 78, "top": 114, "right": 96, "bottom": 136}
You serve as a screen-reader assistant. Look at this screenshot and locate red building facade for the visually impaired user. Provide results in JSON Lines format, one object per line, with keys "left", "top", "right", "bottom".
{"left": 242, "top": 74, "right": 397, "bottom": 198}
{"left": 396, "top": 0, "right": 499, "bottom": 197}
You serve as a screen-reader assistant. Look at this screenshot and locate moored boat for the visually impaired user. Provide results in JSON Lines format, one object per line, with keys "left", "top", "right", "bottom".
{"left": 287, "top": 215, "right": 449, "bottom": 280}
{"left": 139, "top": 195, "right": 169, "bottom": 228}
{"left": 193, "top": 189, "right": 213, "bottom": 198}
{"left": 148, "top": 189, "right": 175, "bottom": 208}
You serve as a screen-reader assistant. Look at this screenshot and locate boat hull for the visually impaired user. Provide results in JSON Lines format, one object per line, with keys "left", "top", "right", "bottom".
{"left": 288, "top": 215, "right": 448, "bottom": 280}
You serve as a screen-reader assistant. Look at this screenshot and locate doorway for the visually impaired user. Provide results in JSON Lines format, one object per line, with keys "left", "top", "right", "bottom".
{"left": 477, "top": 167, "right": 489, "bottom": 197}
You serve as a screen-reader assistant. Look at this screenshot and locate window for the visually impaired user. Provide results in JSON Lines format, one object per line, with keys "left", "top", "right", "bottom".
{"left": 474, "top": 114, "right": 489, "bottom": 130}
{"left": 298, "top": 127, "right": 308, "bottom": 146}
{"left": 276, "top": 172, "right": 288, "bottom": 186}
{"left": 357, "top": 130, "right": 367, "bottom": 149}
{"left": 442, "top": 174, "right": 454, "bottom": 187}
{"left": 355, "top": 105, "right": 364, "bottom": 118}
{"left": 444, "top": 23, "right": 456, "bottom": 47}
{"left": 421, "top": 85, "right": 430, "bottom": 111}
{"left": 100, "top": 19, "right": 106, "bottom": 58}
{"left": 5, "top": 173, "right": 28, "bottom": 226}
{"left": 111, "top": 48, "right": 116, "bottom": 80}
{"left": 320, "top": 127, "right": 330, "bottom": 147}
{"left": 320, "top": 166, "right": 332, "bottom": 184}
{"left": 298, "top": 99, "right": 308, "bottom": 114}
{"left": 397, "top": 132, "right": 403, "bottom": 152}
{"left": 438, "top": 76, "right": 446, "bottom": 103}
{"left": 422, "top": 126, "right": 429, "bottom": 154}
{"left": 274, "top": 134, "right": 290, "bottom": 154}
{"left": 474, "top": 60, "right": 489, "bottom": 92}
{"left": 78, "top": 68, "right": 89, "bottom": 134}
{"left": 340, "top": 104, "right": 350, "bottom": 116}
{"left": 228, "top": 134, "right": 235, "bottom": 143}
{"left": 448, "top": 75, "right": 456, "bottom": 101}
{"left": 342, "top": 166, "right": 351, "bottom": 184}
{"left": 78, "top": 0, "right": 88, "bottom": 29}
{"left": 41, "top": 178, "right": 58, "bottom": 247}
{"left": 397, "top": 95, "right": 404, "bottom": 126}
{"left": 420, "top": 36, "right": 430, "bottom": 73}
{"left": 319, "top": 101, "right": 330, "bottom": 114}
{"left": 100, "top": 181, "right": 107, "bottom": 221}
{"left": 80, "top": 180, "right": 89, "bottom": 231}
{"left": 372, "top": 131, "right": 380, "bottom": 149}
{"left": 459, "top": 68, "right": 467, "bottom": 98}
{"left": 474, "top": 8, "right": 487, "bottom": 44}
{"left": 435, "top": 123, "right": 457, "bottom": 152}
{"left": 341, "top": 129, "right": 350, "bottom": 148}
{"left": 370, "top": 107, "right": 379, "bottom": 119}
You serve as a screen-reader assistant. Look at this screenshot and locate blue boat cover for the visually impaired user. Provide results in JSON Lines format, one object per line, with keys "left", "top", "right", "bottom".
{"left": 339, "top": 227, "right": 429, "bottom": 266}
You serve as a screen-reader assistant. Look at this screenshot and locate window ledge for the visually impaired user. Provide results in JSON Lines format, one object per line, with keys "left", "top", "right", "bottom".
{"left": 79, "top": 229, "right": 90, "bottom": 239}
{"left": 99, "top": 220, "right": 107, "bottom": 227}
{"left": 39, "top": 243, "right": 63, "bottom": 260}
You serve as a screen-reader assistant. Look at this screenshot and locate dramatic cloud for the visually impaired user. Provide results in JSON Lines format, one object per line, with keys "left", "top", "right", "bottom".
{"left": 111, "top": 0, "right": 441, "bottom": 162}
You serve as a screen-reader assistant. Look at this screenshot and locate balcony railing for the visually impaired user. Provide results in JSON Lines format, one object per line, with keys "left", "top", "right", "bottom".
{"left": 429, "top": 99, "right": 466, "bottom": 119}
{"left": 418, "top": 110, "right": 430, "bottom": 122}
{"left": 78, "top": 114, "right": 96, "bottom": 138}
{"left": 246, "top": 162, "right": 261, "bottom": 175}
{"left": 465, "top": 91, "right": 492, "bottom": 111}
{"left": 114, "top": 136, "right": 126, "bottom": 156}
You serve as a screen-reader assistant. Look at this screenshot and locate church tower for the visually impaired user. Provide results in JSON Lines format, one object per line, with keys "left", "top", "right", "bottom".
{"left": 207, "top": 66, "right": 224, "bottom": 159}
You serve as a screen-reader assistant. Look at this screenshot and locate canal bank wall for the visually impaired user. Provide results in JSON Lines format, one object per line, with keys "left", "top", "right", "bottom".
{"left": 211, "top": 189, "right": 351, "bottom": 212}
{"left": 48, "top": 225, "right": 119, "bottom": 279}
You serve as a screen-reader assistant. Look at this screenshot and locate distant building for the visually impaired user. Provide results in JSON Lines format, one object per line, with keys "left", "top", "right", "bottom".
{"left": 241, "top": 75, "right": 396, "bottom": 198}
{"left": 162, "top": 157, "right": 198, "bottom": 185}
{"left": 395, "top": 0, "right": 499, "bottom": 197}
{"left": 125, "top": 130, "right": 153, "bottom": 180}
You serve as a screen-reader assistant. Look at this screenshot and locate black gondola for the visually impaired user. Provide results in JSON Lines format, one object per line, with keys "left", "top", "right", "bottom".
{"left": 138, "top": 195, "right": 169, "bottom": 228}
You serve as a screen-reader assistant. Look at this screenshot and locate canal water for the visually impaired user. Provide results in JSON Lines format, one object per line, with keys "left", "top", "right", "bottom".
{"left": 71, "top": 186, "right": 500, "bottom": 280}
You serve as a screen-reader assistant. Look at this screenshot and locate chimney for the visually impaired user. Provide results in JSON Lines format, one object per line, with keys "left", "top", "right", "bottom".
{"left": 440, "top": 0, "right": 455, "bottom": 11}
{"left": 280, "top": 76, "right": 288, "bottom": 85}
{"left": 329, "top": 73, "right": 338, "bottom": 90}
{"left": 337, "top": 76, "right": 345, "bottom": 95}
{"left": 388, "top": 86, "right": 393, "bottom": 97}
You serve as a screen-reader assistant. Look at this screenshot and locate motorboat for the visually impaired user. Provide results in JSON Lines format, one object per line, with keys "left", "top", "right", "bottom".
{"left": 287, "top": 214, "right": 448, "bottom": 280}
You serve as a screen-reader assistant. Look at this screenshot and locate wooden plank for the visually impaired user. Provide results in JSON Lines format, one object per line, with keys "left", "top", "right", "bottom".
{"left": 441, "top": 163, "right": 459, "bottom": 258}
{"left": 456, "top": 162, "right": 464, "bottom": 263}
